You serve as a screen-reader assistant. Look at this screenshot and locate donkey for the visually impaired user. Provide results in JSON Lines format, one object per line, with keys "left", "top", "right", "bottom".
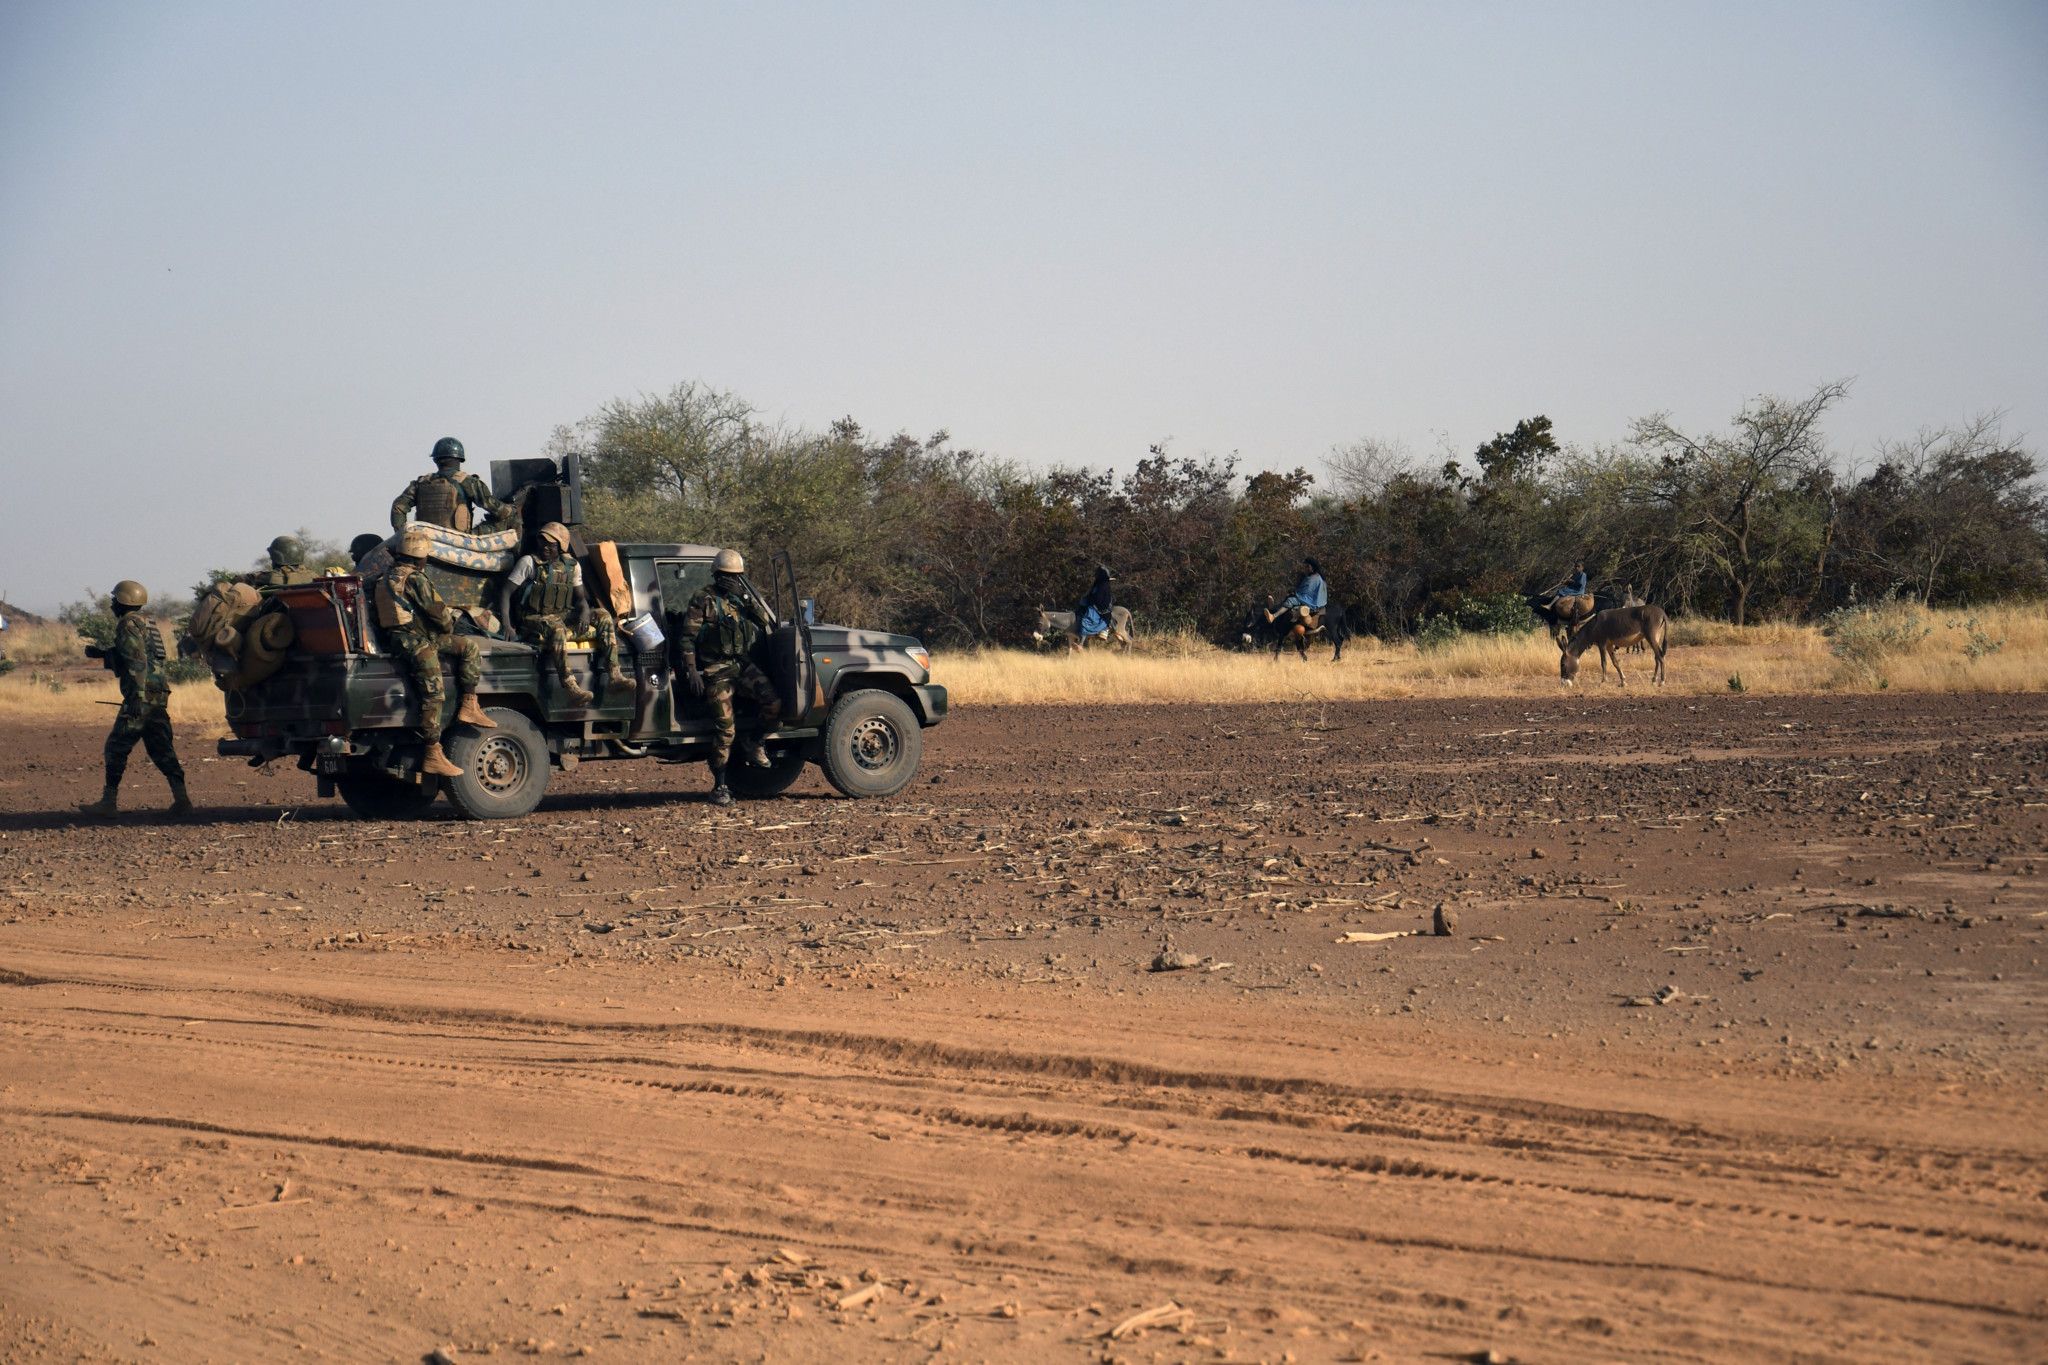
{"left": 1529, "top": 592, "right": 1598, "bottom": 648}
{"left": 1034, "top": 605, "right": 1135, "bottom": 652}
{"left": 1560, "top": 605, "right": 1668, "bottom": 687}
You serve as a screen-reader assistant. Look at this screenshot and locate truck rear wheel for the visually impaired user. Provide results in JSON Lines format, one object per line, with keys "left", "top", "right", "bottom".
{"left": 727, "top": 746, "right": 809, "bottom": 799}
{"left": 443, "top": 708, "right": 551, "bottom": 820}
{"left": 820, "top": 688, "right": 921, "bottom": 799}
{"left": 336, "top": 770, "right": 440, "bottom": 820}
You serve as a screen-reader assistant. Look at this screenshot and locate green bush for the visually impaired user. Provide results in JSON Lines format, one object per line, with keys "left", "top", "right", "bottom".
{"left": 1453, "top": 592, "right": 1539, "bottom": 636}
{"left": 1820, "top": 592, "right": 1929, "bottom": 675}
{"left": 1947, "top": 615, "right": 2005, "bottom": 661}
{"left": 164, "top": 653, "right": 211, "bottom": 685}
{"left": 1415, "top": 614, "right": 1460, "bottom": 652}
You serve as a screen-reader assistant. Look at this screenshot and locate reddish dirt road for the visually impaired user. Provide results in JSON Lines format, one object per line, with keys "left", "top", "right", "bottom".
{"left": 2, "top": 694, "right": 2045, "bottom": 1363}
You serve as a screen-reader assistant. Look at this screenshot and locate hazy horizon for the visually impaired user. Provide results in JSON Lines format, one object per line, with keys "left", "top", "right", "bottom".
{"left": 3, "top": 1, "right": 2044, "bottom": 614}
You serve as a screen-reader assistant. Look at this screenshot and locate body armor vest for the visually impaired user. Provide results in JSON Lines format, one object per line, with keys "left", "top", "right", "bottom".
{"left": 521, "top": 557, "right": 577, "bottom": 619}
{"left": 374, "top": 566, "right": 417, "bottom": 628}
{"left": 412, "top": 475, "right": 471, "bottom": 531}
{"left": 116, "top": 614, "right": 170, "bottom": 705}
{"left": 696, "top": 590, "right": 758, "bottom": 663}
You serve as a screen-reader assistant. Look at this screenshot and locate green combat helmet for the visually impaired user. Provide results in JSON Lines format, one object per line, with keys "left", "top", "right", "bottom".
{"left": 430, "top": 437, "right": 465, "bottom": 466}
{"left": 268, "top": 535, "right": 304, "bottom": 568}
{"left": 112, "top": 580, "right": 148, "bottom": 609}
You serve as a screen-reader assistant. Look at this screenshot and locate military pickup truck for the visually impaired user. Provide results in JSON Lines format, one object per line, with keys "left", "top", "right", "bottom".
{"left": 218, "top": 540, "right": 947, "bottom": 820}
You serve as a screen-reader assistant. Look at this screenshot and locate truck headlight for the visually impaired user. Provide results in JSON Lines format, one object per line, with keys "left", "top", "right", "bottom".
{"left": 908, "top": 648, "right": 931, "bottom": 675}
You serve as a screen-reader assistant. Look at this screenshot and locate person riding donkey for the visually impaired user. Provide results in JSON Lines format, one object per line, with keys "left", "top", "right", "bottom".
{"left": 1075, "top": 566, "right": 1116, "bottom": 644}
{"left": 1266, "top": 558, "right": 1327, "bottom": 632}
{"left": 1543, "top": 559, "right": 1594, "bottom": 613}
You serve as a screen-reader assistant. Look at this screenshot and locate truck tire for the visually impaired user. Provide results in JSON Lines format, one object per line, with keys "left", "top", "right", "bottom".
{"left": 820, "top": 688, "right": 922, "bottom": 799}
{"left": 727, "top": 746, "right": 809, "bottom": 799}
{"left": 336, "top": 770, "right": 440, "bottom": 820}
{"left": 443, "top": 708, "right": 551, "bottom": 820}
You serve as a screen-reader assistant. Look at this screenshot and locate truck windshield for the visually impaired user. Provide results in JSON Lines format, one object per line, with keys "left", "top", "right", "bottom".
{"left": 654, "top": 560, "right": 712, "bottom": 617}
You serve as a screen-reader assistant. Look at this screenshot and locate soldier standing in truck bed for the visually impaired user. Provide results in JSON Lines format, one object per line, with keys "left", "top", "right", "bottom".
{"left": 499, "top": 521, "right": 618, "bottom": 707}
{"left": 237, "top": 536, "right": 318, "bottom": 592}
{"left": 78, "top": 580, "right": 191, "bottom": 818}
{"left": 669, "top": 548, "right": 781, "bottom": 807}
{"left": 390, "top": 437, "right": 517, "bottom": 535}
{"left": 373, "top": 526, "right": 495, "bottom": 778}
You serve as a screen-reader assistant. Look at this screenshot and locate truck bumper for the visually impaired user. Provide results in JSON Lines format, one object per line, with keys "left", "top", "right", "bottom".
{"left": 915, "top": 684, "right": 948, "bottom": 724}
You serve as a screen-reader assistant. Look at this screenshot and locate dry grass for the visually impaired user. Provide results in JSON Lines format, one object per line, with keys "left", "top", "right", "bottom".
{"left": 0, "top": 674, "right": 230, "bottom": 738}
{"left": 0, "top": 619, "right": 92, "bottom": 667}
{"left": 938, "top": 603, "right": 2048, "bottom": 705}
{"left": 3, "top": 604, "right": 2041, "bottom": 723}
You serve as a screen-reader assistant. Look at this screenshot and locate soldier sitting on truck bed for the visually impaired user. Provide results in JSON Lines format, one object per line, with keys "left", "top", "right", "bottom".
{"left": 669, "top": 548, "right": 781, "bottom": 808}
{"left": 389, "top": 437, "right": 520, "bottom": 536}
{"left": 237, "top": 536, "right": 319, "bottom": 592}
{"left": 498, "top": 521, "right": 618, "bottom": 707}
{"left": 373, "top": 526, "right": 495, "bottom": 778}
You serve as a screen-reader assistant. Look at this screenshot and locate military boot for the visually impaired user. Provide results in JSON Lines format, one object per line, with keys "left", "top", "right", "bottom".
{"left": 740, "top": 736, "right": 771, "bottom": 768}
{"left": 708, "top": 763, "right": 734, "bottom": 808}
{"left": 167, "top": 781, "right": 194, "bottom": 816}
{"left": 453, "top": 692, "right": 496, "bottom": 728}
{"left": 421, "top": 742, "right": 464, "bottom": 778}
{"left": 77, "top": 786, "right": 118, "bottom": 818}
{"left": 560, "top": 672, "right": 594, "bottom": 707}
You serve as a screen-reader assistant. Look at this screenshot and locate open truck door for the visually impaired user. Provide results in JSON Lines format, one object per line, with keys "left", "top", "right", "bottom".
{"left": 763, "top": 550, "right": 815, "bottom": 724}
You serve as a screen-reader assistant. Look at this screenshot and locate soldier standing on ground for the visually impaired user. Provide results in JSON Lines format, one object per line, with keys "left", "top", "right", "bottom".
{"left": 389, "top": 437, "right": 517, "bottom": 535}
{"left": 669, "top": 549, "right": 781, "bottom": 807}
{"left": 78, "top": 581, "right": 191, "bottom": 818}
{"left": 499, "top": 521, "right": 617, "bottom": 707}
{"left": 372, "top": 527, "right": 495, "bottom": 778}
{"left": 237, "top": 536, "right": 318, "bottom": 592}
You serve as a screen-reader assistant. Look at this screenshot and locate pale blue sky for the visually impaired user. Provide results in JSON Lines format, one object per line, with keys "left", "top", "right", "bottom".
{"left": 2, "top": 1, "right": 2043, "bottom": 611}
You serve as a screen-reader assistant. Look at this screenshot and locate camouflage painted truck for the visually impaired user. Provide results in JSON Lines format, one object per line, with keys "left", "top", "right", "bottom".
{"left": 214, "top": 461, "right": 946, "bottom": 819}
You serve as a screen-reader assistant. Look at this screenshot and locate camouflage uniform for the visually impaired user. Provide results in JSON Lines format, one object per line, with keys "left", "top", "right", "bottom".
{"left": 390, "top": 470, "right": 510, "bottom": 535}
{"left": 96, "top": 613, "right": 186, "bottom": 799}
{"left": 241, "top": 564, "right": 318, "bottom": 592}
{"left": 589, "top": 607, "right": 618, "bottom": 673}
{"left": 675, "top": 581, "right": 781, "bottom": 768}
{"left": 509, "top": 556, "right": 617, "bottom": 680}
{"left": 375, "top": 562, "right": 483, "bottom": 742}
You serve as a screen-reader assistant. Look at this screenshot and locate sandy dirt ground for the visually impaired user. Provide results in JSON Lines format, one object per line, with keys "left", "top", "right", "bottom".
{"left": 2, "top": 694, "right": 2045, "bottom": 1363}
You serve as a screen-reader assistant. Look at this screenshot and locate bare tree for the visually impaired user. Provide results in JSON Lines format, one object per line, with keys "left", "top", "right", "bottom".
{"left": 1325, "top": 436, "right": 1419, "bottom": 501}
{"left": 1630, "top": 381, "right": 1850, "bottom": 624}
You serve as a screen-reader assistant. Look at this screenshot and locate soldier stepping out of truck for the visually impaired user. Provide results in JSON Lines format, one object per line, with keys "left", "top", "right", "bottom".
{"left": 373, "top": 526, "right": 495, "bottom": 778}
{"left": 78, "top": 580, "right": 192, "bottom": 818}
{"left": 669, "top": 548, "right": 781, "bottom": 808}
{"left": 389, "top": 437, "right": 520, "bottom": 534}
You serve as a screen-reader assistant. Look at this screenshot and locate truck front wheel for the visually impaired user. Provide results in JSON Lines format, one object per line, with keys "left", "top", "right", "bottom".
{"left": 820, "top": 688, "right": 922, "bottom": 799}
{"left": 443, "top": 708, "right": 552, "bottom": 819}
